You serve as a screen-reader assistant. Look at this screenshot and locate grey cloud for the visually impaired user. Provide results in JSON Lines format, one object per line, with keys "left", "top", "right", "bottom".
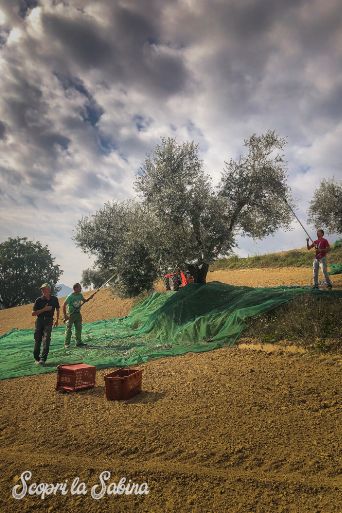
{"left": 39, "top": 4, "right": 189, "bottom": 98}
{"left": 77, "top": 171, "right": 109, "bottom": 196}
{"left": 39, "top": 132, "right": 70, "bottom": 151}
{"left": 3, "top": 73, "right": 44, "bottom": 127}
{"left": 148, "top": 45, "right": 189, "bottom": 93}
{"left": 133, "top": 114, "right": 153, "bottom": 132}
{"left": 42, "top": 11, "right": 115, "bottom": 68}
{"left": 0, "top": 121, "right": 6, "bottom": 140}
{"left": 0, "top": 166, "right": 23, "bottom": 187}
{"left": 55, "top": 73, "right": 104, "bottom": 126}
{"left": 18, "top": 0, "right": 38, "bottom": 18}
{"left": 26, "top": 169, "right": 55, "bottom": 191}
{"left": 0, "top": 0, "right": 38, "bottom": 20}
{"left": 114, "top": 4, "right": 157, "bottom": 46}
{"left": 0, "top": 0, "right": 341, "bottom": 267}
{"left": 294, "top": 5, "right": 342, "bottom": 54}
{"left": 0, "top": 29, "right": 9, "bottom": 47}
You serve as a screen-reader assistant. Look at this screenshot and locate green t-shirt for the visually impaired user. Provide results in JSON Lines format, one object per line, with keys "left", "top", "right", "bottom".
{"left": 65, "top": 293, "right": 85, "bottom": 315}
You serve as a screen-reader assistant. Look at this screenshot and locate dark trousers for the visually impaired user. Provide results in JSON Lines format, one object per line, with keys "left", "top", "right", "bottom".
{"left": 34, "top": 317, "right": 53, "bottom": 362}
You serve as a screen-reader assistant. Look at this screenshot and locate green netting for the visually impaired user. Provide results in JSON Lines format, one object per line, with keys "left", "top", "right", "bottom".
{"left": 1, "top": 282, "right": 340, "bottom": 380}
{"left": 329, "top": 263, "right": 342, "bottom": 275}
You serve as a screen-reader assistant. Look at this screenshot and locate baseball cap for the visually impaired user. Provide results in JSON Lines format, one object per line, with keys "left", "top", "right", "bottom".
{"left": 40, "top": 283, "right": 51, "bottom": 290}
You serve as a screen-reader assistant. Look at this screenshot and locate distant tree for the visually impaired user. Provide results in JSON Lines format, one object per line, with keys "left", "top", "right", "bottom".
{"left": 74, "top": 131, "right": 293, "bottom": 295}
{"left": 0, "top": 237, "right": 63, "bottom": 308}
{"left": 308, "top": 179, "right": 342, "bottom": 233}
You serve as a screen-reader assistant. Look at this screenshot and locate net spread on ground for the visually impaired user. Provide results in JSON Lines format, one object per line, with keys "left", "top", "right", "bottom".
{"left": 1, "top": 282, "right": 341, "bottom": 380}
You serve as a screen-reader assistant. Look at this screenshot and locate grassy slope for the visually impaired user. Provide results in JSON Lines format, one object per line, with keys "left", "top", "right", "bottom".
{"left": 208, "top": 245, "right": 342, "bottom": 352}
{"left": 210, "top": 245, "right": 342, "bottom": 270}
{"left": 242, "top": 293, "right": 342, "bottom": 352}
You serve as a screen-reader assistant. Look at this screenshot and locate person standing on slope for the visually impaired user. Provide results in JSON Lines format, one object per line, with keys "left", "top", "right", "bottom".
{"left": 307, "top": 229, "right": 333, "bottom": 289}
{"left": 63, "top": 283, "right": 95, "bottom": 348}
{"left": 32, "top": 283, "right": 60, "bottom": 365}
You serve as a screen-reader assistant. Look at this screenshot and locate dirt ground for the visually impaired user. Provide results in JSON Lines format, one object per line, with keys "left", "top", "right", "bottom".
{"left": 0, "top": 268, "right": 341, "bottom": 512}
{"left": 1, "top": 348, "right": 341, "bottom": 513}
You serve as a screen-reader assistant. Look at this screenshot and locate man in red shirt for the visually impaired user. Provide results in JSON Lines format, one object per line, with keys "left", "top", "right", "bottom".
{"left": 306, "top": 229, "right": 332, "bottom": 289}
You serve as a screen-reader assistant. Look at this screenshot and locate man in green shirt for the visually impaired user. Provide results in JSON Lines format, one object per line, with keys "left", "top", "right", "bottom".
{"left": 63, "top": 283, "right": 95, "bottom": 348}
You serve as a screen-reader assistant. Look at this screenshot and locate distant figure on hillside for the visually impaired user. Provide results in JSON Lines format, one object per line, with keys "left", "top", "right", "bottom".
{"left": 32, "top": 283, "right": 60, "bottom": 365}
{"left": 306, "top": 229, "right": 333, "bottom": 289}
{"left": 63, "top": 283, "right": 95, "bottom": 349}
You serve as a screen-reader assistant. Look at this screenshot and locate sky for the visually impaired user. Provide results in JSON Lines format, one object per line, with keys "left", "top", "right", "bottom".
{"left": 0, "top": 0, "right": 341, "bottom": 285}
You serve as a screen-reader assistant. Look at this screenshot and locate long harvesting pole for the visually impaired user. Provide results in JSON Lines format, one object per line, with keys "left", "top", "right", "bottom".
{"left": 283, "top": 198, "right": 314, "bottom": 243}
{"left": 92, "top": 272, "right": 117, "bottom": 297}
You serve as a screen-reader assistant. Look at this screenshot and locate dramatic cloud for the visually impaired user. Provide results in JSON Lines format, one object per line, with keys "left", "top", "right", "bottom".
{"left": 0, "top": 0, "right": 341, "bottom": 283}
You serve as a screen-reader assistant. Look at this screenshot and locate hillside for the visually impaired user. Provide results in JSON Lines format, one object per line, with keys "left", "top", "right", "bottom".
{"left": 1, "top": 267, "right": 341, "bottom": 336}
{"left": 210, "top": 244, "right": 342, "bottom": 270}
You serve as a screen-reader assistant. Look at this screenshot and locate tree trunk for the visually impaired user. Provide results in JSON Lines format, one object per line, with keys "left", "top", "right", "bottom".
{"left": 187, "top": 262, "right": 209, "bottom": 284}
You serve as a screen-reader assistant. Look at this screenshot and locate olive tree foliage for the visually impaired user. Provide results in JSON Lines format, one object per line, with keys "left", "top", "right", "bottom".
{"left": 75, "top": 201, "right": 158, "bottom": 296}
{"left": 81, "top": 268, "right": 107, "bottom": 289}
{"left": 136, "top": 132, "right": 292, "bottom": 280}
{"left": 219, "top": 131, "right": 292, "bottom": 237}
{"left": 0, "top": 237, "right": 63, "bottom": 308}
{"left": 135, "top": 138, "right": 233, "bottom": 282}
{"left": 308, "top": 179, "right": 342, "bottom": 233}
{"left": 74, "top": 131, "right": 292, "bottom": 296}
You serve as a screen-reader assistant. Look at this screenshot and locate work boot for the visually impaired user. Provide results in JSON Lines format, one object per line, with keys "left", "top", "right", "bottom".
{"left": 76, "top": 342, "right": 87, "bottom": 347}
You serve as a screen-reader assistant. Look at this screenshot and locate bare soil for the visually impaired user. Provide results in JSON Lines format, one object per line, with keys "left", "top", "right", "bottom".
{"left": 0, "top": 268, "right": 341, "bottom": 512}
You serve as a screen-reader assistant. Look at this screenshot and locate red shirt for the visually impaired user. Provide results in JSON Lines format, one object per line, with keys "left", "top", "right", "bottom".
{"left": 314, "top": 238, "right": 330, "bottom": 259}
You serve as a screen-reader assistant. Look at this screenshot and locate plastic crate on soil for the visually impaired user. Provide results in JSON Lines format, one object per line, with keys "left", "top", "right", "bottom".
{"left": 56, "top": 363, "right": 96, "bottom": 392}
{"left": 104, "top": 368, "right": 143, "bottom": 401}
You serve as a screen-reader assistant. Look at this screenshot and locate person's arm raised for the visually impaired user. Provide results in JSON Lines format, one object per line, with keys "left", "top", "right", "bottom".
{"left": 306, "top": 238, "right": 315, "bottom": 250}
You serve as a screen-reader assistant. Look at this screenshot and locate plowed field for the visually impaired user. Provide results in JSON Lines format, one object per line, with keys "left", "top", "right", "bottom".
{"left": 0, "top": 267, "right": 341, "bottom": 512}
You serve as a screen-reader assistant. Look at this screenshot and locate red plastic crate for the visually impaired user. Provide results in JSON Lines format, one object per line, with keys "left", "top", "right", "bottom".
{"left": 104, "top": 368, "right": 143, "bottom": 401}
{"left": 56, "top": 363, "right": 96, "bottom": 392}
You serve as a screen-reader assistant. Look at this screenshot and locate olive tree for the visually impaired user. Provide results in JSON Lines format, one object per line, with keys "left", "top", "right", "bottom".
{"left": 308, "top": 179, "right": 342, "bottom": 233}
{"left": 135, "top": 132, "right": 292, "bottom": 282}
{"left": 75, "top": 201, "right": 158, "bottom": 296}
{"left": 74, "top": 131, "right": 293, "bottom": 295}
{"left": 81, "top": 268, "right": 107, "bottom": 289}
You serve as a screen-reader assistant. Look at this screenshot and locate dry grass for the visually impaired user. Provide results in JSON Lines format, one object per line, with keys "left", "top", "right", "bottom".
{"left": 1, "top": 267, "right": 341, "bottom": 336}
{"left": 0, "top": 289, "right": 135, "bottom": 336}
{"left": 208, "top": 267, "right": 342, "bottom": 288}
